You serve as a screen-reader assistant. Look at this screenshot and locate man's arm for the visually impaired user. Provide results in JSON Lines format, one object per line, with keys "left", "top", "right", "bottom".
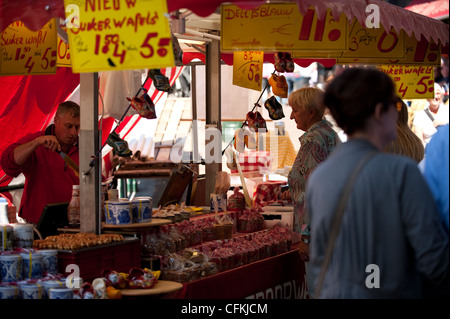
{"left": 13, "top": 135, "right": 61, "bottom": 165}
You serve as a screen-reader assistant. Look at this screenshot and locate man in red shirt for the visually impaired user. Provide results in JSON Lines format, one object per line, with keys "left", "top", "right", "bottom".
{"left": 1, "top": 101, "right": 80, "bottom": 224}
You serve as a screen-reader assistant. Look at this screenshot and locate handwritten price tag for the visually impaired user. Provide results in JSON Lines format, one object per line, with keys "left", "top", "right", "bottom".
{"left": 57, "top": 36, "right": 71, "bottom": 67}
{"left": 221, "top": 4, "right": 347, "bottom": 52}
{"left": 233, "top": 51, "right": 263, "bottom": 91}
{"left": 64, "top": 0, "right": 174, "bottom": 73}
{"left": 0, "top": 19, "right": 57, "bottom": 76}
{"left": 379, "top": 65, "right": 434, "bottom": 99}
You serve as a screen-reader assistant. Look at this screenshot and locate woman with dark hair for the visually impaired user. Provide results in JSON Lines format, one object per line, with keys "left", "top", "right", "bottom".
{"left": 306, "top": 68, "right": 449, "bottom": 298}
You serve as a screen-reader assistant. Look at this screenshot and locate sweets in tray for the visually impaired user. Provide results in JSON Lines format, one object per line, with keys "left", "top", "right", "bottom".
{"left": 33, "top": 233, "right": 124, "bottom": 250}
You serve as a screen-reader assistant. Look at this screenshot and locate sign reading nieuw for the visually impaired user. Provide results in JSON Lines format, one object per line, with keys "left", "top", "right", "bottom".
{"left": 379, "top": 65, "right": 435, "bottom": 99}
{"left": 221, "top": 3, "right": 347, "bottom": 52}
{"left": 233, "top": 51, "right": 264, "bottom": 91}
{"left": 65, "top": 0, "right": 174, "bottom": 73}
{"left": 0, "top": 19, "right": 58, "bottom": 76}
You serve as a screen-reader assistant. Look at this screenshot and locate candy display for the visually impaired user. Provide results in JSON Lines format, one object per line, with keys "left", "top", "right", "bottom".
{"left": 227, "top": 187, "right": 246, "bottom": 211}
{"left": 155, "top": 226, "right": 292, "bottom": 283}
{"left": 237, "top": 207, "right": 265, "bottom": 233}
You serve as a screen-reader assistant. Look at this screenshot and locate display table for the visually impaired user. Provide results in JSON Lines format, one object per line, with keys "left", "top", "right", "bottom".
{"left": 163, "top": 244, "right": 307, "bottom": 299}
{"left": 120, "top": 280, "right": 183, "bottom": 297}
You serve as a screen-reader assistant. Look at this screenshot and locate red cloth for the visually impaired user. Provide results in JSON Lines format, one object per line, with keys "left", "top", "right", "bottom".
{"left": 0, "top": 128, "right": 79, "bottom": 224}
{"left": 253, "top": 181, "right": 287, "bottom": 207}
{"left": 0, "top": 67, "right": 79, "bottom": 189}
{"left": 230, "top": 151, "right": 272, "bottom": 175}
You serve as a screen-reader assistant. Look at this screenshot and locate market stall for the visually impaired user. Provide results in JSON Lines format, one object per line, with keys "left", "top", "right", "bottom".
{"left": 0, "top": 0, "right": 448, "bottom": 300}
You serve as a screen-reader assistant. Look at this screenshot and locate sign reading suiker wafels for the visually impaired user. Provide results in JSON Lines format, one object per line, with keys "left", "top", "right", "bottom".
{"left": 64, "top": 0, "right": 174, "bottom": 73}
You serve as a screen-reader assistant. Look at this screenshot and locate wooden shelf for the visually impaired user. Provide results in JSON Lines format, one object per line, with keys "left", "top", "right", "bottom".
{"left": 101, "top": 219, "right": 172, "bottom": 230}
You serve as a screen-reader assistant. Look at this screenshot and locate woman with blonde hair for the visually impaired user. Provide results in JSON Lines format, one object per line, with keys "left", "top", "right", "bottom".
{"left": 384, "top": 97, "right": 424, "bottom": 163}
{"left": 283, "top": 86, "right": 341, "bottom": 298}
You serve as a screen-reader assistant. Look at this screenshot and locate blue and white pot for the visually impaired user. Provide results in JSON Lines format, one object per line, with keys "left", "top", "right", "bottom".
{"left": 20, "top": 252, "right": 43, "bottom": 280}
{"left": 0, "top": 254, "right": 22, "bottom": 282}
{"left": 104, "top": 201, "right": 132, "bottom": 225}
{"left": 131, "top": 197, "right": 152, "bottom": 223}
{"left": 0, "top": 284, "right": 19, "bottom": 299}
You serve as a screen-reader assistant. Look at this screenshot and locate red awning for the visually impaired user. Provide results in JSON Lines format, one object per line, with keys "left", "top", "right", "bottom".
{"left": 405, "top": 0, "right": 449, "bottom": 20}
{"left": 0, "top": 0, "right": 448, "bottom": 45}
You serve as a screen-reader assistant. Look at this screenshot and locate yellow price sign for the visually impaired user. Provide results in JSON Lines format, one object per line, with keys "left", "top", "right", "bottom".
{"left": 221, "top": 3, "right": 347, "bottom": 52}
{"left": 378, "top": 65, "right": 434, "bottom": 99}
{"left": 233, "top": 51, "right": 264, "bottom": 91}
{"left": 0, "top": 19, "right": 58, "bottom": 76}
{"left": 64, "top": 0, "right": 174, "bottom": 73}
{"left": 57, "top": 37, "right": 71, "bottom": 67}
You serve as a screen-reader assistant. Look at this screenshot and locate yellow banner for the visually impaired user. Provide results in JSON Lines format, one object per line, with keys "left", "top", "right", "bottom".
{"left": 233, "top": 51, "right": 264, "bottom": 91}
{"left": 378, "top": 65, "right": 435, "bottom": 99}
{"left": 337, "top": 33, "right": 441, "bottom": 66}
{"left": 341, "top": 19, "right": 404, "bottom": 59}
{"left": 57, "top": 36, "right": 71, "bottom": 67}
{"left": 64, "top": 0, "right": 174, "bottom": 73}
{"left": 0, "top": 19, "right": 58, "bottom": 76}
{"left": 221, "top": 3, "right": 347, "bottom": 52}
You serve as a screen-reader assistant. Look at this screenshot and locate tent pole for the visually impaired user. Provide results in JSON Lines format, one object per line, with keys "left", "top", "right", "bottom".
{"left": 79, "top": 72, "right": 101, "bottom": 234}
{"left": 205, "top": 35, "right": 221, "bottom": 203}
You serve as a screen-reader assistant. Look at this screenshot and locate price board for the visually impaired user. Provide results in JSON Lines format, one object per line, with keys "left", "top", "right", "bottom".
{"left": 0, "top": 19, "right": 58, "bottom": 76}
{"left": 233, "top": 51, "right": 263, "bottom": 91}
{"left": 378, "top": 65, "right": 434, "bottom": 99}
{"left": 64, "top": 0, "right": 174, "bottom": 73}
{"left": 221, "top": 3, "right": 347, "bottom": 52}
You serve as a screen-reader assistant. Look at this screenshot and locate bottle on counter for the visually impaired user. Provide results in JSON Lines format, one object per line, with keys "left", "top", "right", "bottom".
{"left": 67, "top": 185, "right": 80, "bottom": 227}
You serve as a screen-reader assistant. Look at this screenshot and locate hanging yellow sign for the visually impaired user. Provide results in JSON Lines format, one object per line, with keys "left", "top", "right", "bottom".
{"left": 233, "top": 51, "right": 264, "bottom": 91}
{"left": 57, "top": 37, "right": 71, "bottom": 67}
{"left": 0, "top": 19, "right": 58, "bottom": 76}
{"left": 221, "top": 3, "right": 347, "bottom": 52}
{"left": 64, "top": 0, "right": 174, "bottom": 73}
{"left": 378, "top": 65, "right": 435, "bottom": 99}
